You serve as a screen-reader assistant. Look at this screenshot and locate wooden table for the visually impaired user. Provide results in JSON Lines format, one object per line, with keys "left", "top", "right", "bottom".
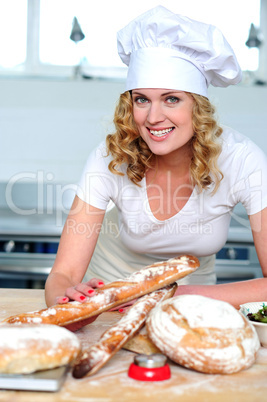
{"left": 0, "top": 288, "right": 267, "bottom": 402}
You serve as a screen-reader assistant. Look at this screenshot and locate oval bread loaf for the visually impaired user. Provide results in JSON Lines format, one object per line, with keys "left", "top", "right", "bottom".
{"left": 0, "top": 324, "right": 81, "bottom": 374}
{"left": 146, "top": 295, "right": 260, "bottom": 374}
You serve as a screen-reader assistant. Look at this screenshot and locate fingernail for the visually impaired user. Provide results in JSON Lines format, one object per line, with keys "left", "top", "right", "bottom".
{"left": 80, "top": 295, "right": 86, "bottom": 301}
{"left": 98, "top": 281, "right": 104, "bottom": 286}
{"left": 88, "top": 289, "right": 95, "bottom": 295}
{"left": 62, "top": 297, "right": 68, "bottom": 302}
{"left": 118, "top": 308, "right": 124, "bottom": 313}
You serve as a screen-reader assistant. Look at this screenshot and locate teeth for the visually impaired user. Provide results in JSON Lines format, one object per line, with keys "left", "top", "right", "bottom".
{"left": 149, "top": 128, "right": 173, "bottom": 137}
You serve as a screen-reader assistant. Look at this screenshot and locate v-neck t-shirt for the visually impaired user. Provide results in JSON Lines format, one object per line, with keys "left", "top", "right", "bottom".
{"left": 76, "top": 126, "right": 267, "bottom": 261}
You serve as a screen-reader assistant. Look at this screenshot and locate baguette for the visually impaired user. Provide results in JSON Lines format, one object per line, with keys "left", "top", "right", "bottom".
{"left": 2, "top": 255, "right": 199, "bottom": 327}
{"left": 73, "top": 284, "right": 176, "bottom": 378}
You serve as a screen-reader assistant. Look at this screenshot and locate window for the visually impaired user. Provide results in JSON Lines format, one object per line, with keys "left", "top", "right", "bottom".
{"left": 0, "top": 0, "right": 264, "bottom": 78}
{"left": 0, "top": 0, "right": 27, "bottom": 68}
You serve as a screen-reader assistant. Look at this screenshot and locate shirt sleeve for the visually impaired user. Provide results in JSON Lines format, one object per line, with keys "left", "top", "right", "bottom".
{"left": 76, "top": 143, "right": 115, "bottom": 210}
{"left": 230, "top": 139, "right": 267, "bottom": 215}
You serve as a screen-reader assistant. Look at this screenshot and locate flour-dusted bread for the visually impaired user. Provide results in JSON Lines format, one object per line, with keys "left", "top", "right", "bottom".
{"left": 146, "top": 295, "right": 260, "bottom": 374}
{"left": 123, "top": 326, "right": 161, "bottom": 355}
{"left": 73, "top": 284, "right": 176, "bottom": 378}
{"left": 0, "top": 325, "right": 81, "bottom": 374}
{"left": 3, "top": 255, "right": 199, "bottom": 327}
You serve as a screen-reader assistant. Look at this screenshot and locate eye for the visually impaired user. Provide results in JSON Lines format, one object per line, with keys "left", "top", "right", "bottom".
{"left": 166, "top": 96, "right": 179, "bottom": 104}
{"left": 134, "top": 96, "right": 149, "bottom": 104}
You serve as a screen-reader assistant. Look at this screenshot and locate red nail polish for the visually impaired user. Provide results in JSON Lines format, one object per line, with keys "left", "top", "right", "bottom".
{"left": 88, "top": 289, "right": 94, "bottom": 295}
{"left": 98, "top": 281, "right": 104, "bottom": 286}
{"left": 80, "top": 295, "right": 86, "bottom": 301}
{"left": 62, "top": 297, "right": 68, "bottom": 302}
{"left": 119, "top": 308, "right": 124, "bottom": 313}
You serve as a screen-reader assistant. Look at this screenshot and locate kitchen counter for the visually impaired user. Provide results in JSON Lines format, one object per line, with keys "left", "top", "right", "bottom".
{"left": 0, "top": 289, "right": 267, "bottom": 402}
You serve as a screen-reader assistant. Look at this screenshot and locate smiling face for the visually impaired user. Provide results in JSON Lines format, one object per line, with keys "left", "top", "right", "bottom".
{"left": 132, "top": 88, "right": 195, "bottom": 158}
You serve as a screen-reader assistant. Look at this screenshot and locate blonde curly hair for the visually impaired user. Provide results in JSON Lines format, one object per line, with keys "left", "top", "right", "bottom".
{"left": 106, "top": 91, "right": 223, "bottom": 193}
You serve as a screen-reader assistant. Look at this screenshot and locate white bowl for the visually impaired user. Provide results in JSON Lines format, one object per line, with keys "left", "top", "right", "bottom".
{"left": 239, "top": 302, "right": 267, "bottom": 348}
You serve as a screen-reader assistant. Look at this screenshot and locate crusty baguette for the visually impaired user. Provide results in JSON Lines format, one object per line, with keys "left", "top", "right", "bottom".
{"left": 73, "top": 284, "right": 176, "bottom": 378}
{"left": 2, "top": 255, "right": 199, "bottom": 327}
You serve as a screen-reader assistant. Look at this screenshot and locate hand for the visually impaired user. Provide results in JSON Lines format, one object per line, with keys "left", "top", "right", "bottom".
{"left": 109, "top": 299, "right": 137, "bottom": 313}
{"left": 55, "top": 278, "right": 105, "bottom": 304}
{"left": 55, "top": 278, "right": 105, "bottom": 332}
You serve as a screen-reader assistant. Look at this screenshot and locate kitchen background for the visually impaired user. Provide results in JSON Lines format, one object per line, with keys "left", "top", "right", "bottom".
{"left": 0, "top": 0, "right": 267, "bottom": 288}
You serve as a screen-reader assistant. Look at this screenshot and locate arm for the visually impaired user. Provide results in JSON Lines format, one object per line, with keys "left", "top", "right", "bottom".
{"left": 45, "top": 195, "right": 106, "bottom": 307}
{"left": 175, "top": 208, "right": 267, "bottom": 309}
{"left": 175, "top": 278, "right": 267, "bottom": 309}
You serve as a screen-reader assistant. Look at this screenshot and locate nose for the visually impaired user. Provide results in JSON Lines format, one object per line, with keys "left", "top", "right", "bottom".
{"left": 147, "top": 102, "right": 165, "bottom": 125}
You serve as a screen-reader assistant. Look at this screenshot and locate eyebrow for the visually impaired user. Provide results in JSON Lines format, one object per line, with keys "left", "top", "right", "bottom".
{"left": 132, "top": 90, "right": 183, "bottom": 96}
{"left": 161, "top": 91, "right": 183, "bottom": 96}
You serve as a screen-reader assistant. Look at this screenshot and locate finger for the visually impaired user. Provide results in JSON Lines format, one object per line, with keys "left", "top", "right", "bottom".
{"left": 65, "top": 287, "right": 89, "bottom": 302}
{"left": 85, "top": 278, "right": 105, "bottom": 288}
{"left": 55, "top": 296, "right": 69, "bottom": 304}
{"left": 75, "top": 283, "right": 96, "bottom": 297}
{"left": 118, "top": 306, "right": 130, "bottom": 314}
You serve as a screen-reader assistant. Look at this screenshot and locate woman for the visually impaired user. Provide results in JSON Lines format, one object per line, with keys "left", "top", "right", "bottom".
{"left": 45, "top": 6, "right": 267, "bottom": 320}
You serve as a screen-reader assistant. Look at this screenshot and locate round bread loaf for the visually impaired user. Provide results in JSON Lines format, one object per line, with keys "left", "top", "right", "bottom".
{"left": 0, "top": 324, "right": 81, "bottom": 374}
{"left": 146, "top": 295, "right": 260, "bottom": 374}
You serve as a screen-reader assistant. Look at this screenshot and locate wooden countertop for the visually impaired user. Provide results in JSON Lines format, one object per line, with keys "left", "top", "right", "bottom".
{"left": 0, "top": 288, "right": 267, "bottom": 402}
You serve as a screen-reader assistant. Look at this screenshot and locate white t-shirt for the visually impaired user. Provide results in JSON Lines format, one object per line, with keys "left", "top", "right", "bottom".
{"left": 76, "top": 126, "right": 267, "bottom": 282}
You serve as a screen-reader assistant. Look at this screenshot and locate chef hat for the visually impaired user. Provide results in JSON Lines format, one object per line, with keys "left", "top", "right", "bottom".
{"left": 117, "top": 6, "right": 242, "bottom": 97}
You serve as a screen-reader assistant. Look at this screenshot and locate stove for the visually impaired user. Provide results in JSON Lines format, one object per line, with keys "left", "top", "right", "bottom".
{"left": 0, "top": 181, "right": 71, "bottom": 288}
{"left": 0, "top": 208, "right": 66, "bottom": 288}
{"left": 215, "top": 204, "right": 262, "bottom": 283}
{"left": 0, "top": 183, "right": 263, "bottom": 288}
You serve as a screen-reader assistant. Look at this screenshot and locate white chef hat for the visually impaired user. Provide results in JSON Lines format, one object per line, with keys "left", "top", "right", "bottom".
{"left": 117, "top": 5, "right": 242, "bottom": 97}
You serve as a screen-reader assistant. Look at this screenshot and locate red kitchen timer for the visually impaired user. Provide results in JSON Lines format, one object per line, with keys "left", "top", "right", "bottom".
{"left": 128, "top": 353, "right": 171, "bottom": 381}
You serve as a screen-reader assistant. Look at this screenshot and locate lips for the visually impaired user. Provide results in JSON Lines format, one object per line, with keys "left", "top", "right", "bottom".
{"left": 149, "top": 127, "right": 174, "bottom": 137}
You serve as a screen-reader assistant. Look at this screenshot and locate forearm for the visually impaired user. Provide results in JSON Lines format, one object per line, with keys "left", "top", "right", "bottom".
{"left": 175, "top": 278, "right": 267, "bottom": 309}
{"left": 45, "top": 271, "right": 76, "bottom": 307}
{"left": 44, "top": 197, "right": 106, "bottom": 307}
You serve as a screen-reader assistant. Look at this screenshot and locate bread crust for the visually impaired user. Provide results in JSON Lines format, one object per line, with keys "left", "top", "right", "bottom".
{"left": 73, "top": 284, "right": 176, "bottom": 378}
{"left": 0, "top": 325, "right": 81, "bottom": 374}
{"left": 123, "top": 326, "right": 160, "bottom": 354}
{"left": 146, "top": 295, "right": 260, "bottom": 374}
{"left": 3, "top": 255, "right": 199, "bottom": 327}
